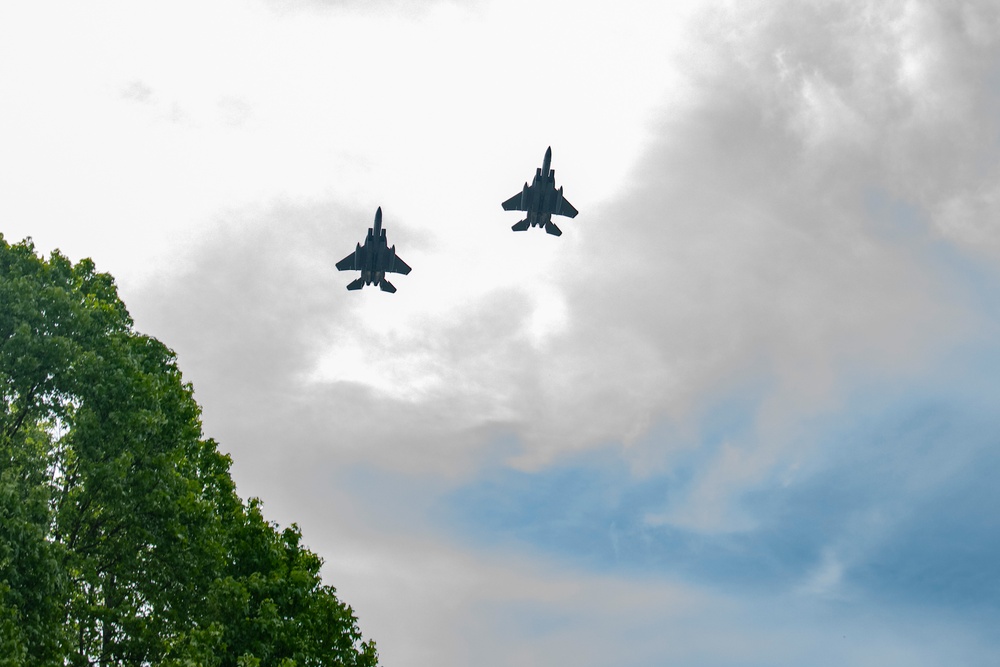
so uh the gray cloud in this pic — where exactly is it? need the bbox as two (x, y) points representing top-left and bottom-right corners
(127, 0), (1000, 503)
(128, 2), (1000, 663)
(485, 0), (999, 473)
(133, 201), (355, 471)
(134, 0), (1000, 495)
(132, 197), (533, 499)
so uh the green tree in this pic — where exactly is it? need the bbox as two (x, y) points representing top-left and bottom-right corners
(0, 236), (377, 666)
(0, 421), (68, 666)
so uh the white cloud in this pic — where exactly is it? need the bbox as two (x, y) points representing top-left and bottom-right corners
(0, 0), (695, 288)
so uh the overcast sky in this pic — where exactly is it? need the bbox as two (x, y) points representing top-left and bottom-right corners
(3, 0), (1000, 664)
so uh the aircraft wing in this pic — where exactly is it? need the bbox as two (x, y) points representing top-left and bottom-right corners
(558, 196), (579, 218)
(502, 185), (530, 211)
(335, 253), (355, 271)
(390, 254), (412, 275)
(336, 245), (368, 271)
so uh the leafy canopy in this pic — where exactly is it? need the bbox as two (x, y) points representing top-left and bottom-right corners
(0, 236), (378, 667)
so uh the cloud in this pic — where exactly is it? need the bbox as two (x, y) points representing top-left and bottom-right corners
(488, 0), (1000, 472)
(131, 0), (1000, 535)
(121, 79), (154, 104)
(126, 1), (1000, 664)
(132, 196), (546, 490)
(320, 514), (1000, 667)
(443, 344), (1000, 616)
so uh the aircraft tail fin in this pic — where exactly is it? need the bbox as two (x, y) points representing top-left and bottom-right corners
(511, 219), (530, 232)
(544, 221), (562, 236)
(379, 279), (397, 293)
(346, 277), (365, 290)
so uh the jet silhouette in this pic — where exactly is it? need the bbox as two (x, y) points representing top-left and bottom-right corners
(501, 146), (578, 236)
(336, 207), (411, 293)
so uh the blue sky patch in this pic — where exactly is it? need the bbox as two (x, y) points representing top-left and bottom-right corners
(443, 346), (1000, 613)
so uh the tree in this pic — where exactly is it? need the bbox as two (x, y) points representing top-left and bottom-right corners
(0, 420), (67, 666)
(0, 236), (378, 666)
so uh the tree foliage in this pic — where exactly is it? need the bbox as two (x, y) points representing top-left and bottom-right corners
(0, 236), (378, 666)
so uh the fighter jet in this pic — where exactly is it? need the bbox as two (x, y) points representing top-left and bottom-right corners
(501, 146), (578, 236)
(336, 207), (411, 293)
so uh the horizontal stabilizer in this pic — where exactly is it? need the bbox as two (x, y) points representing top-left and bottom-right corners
(346, 277), (365, 290)
(379, 279), (397, 293)
(511, 219), (530, 232)
(544, 222), (562, 236)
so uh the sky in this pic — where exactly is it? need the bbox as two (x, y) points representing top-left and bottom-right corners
(2, 0), (1000, 664)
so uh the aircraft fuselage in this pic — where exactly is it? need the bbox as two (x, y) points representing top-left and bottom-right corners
(336, 207), (412, 292)
(502, 147), (577, 236)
